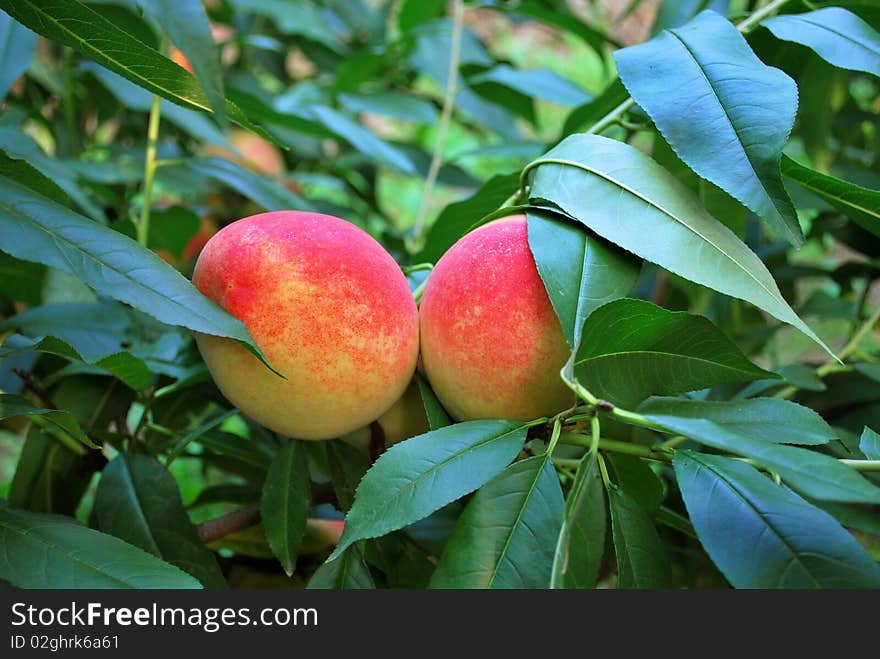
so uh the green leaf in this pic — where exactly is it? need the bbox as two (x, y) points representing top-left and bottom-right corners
(399, 0), (444, 32)
(797, 56), (843, 172)
(366, 532), (435, 588)
(814, 500), (880, 537)
(526, 134), (830, 356)
(0, 0), (266, 135)
(325, 439), (370, 514)
(608, 485), (671, 588)
(735, 363), (827, 399)
(638, 397), (836, 446)
(781, 155), (880, 237)
(674, 451), (880, 588)
(763, 7), (880, 77)
(0, 393), (97, 449)
(416, 374), (452, 431)
(574, 299), (774, 408)
(431, 455), (564, 588)
(639, 410), (880, 503)
(561, 78), (629, 136)
(261, 440), (310, 577)
(94, 453), (225, 588)
(607, 454), (664, 512)
(552, 452), (606, 589)
(140, 0), (226, 125)
(0, 300), (189, 387)
(0, 334), (152, 391)
(860, 427), (880, 459)
(651, 0), (729, 35)
(0, 9), (36, 100)
(0, 126), (103, 220)
(8, 427), (96, 514)
(304, 105), (416, 174)
(417, 172), (520, 264)
(338, 91), (438, 123)
(0, 505), (202, 588)
(856, 363), (880, 384)
(469, 65), (591, 106)
(83, 63), (229, 147)
(615, 10), (802, 245)
(0, 252), (44, 305)
(330, 420), (530, 559)
(149, 206), (200, 259)
(0, 301), (135, 360)
(182, 157), (314, 212)
(230, 0), (346, 51)
(0, 149), (67, 205)
(511, 1), (620, 57)
(308, 545), (375, 589)
(0, 176), (269, 368)
(527, 210), (640, 349)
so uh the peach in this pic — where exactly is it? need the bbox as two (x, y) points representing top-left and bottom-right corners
(419, 215), (573, 421)
(182, 216), (219, 262)
(193, 211), (419, 440)
(204, 129), (285, 176)
(341, 378), (430, 451)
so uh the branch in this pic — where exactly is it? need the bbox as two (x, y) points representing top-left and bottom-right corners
(197, 504), (261, 544)
(411, 0), (464, 245)
(13, 368), (56, 409)
(197, 483), (339, 544)
(775, 302), (879, 399)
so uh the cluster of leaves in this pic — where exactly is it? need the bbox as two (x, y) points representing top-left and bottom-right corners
(0, 0), (879, 589)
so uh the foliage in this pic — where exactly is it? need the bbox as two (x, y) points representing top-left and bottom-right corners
(0, 0), (878, 590)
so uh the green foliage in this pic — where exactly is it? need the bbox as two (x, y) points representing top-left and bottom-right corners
(527, 211), (640, 348)
(525, 134), (831, 355)
(551, 453), (606, 589)
(94, 453), (225, 587)
(331, 420), (530, 559)
(0, 504), (202, 588)
(431, 454), (564, 588)
(762, 7), (880, 77)
(675, 451), (880, 588)
(0, 0), (878, 590)
(616, 10), (802, 245)
(261, 440), (310, 576)
(608, 484), (672, 588)
(575, 299), (775, 407)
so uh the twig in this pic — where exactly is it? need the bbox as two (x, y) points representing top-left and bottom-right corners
(411, 0), (464, 245)
(13, 369), (57, 409)
(197, 504), (261, 544)
(137, 33), (167, 247)
(775, 303), (879, 399)
(369, 420), (386, 464)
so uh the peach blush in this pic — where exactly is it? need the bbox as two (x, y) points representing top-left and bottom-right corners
(193, 210), (419, 440)
(419, 214), (573, 421)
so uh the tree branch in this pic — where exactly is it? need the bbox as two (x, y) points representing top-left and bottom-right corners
(410, 0), (464, 246)
(197, 504), (261, 544)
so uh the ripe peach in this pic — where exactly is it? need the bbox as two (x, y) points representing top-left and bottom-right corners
(182, 216), (219, 262)
(301, 519), (345, 554)
(341, 378), (430, 451)
(204, 129), (285, 176)
(419, 215), (573, 421)
(193, 211), (419, 440)
(154, 216), (218, 267)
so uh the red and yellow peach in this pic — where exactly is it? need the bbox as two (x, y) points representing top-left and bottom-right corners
(193, 210), (419, 439)
(419, 214), (573, 421)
